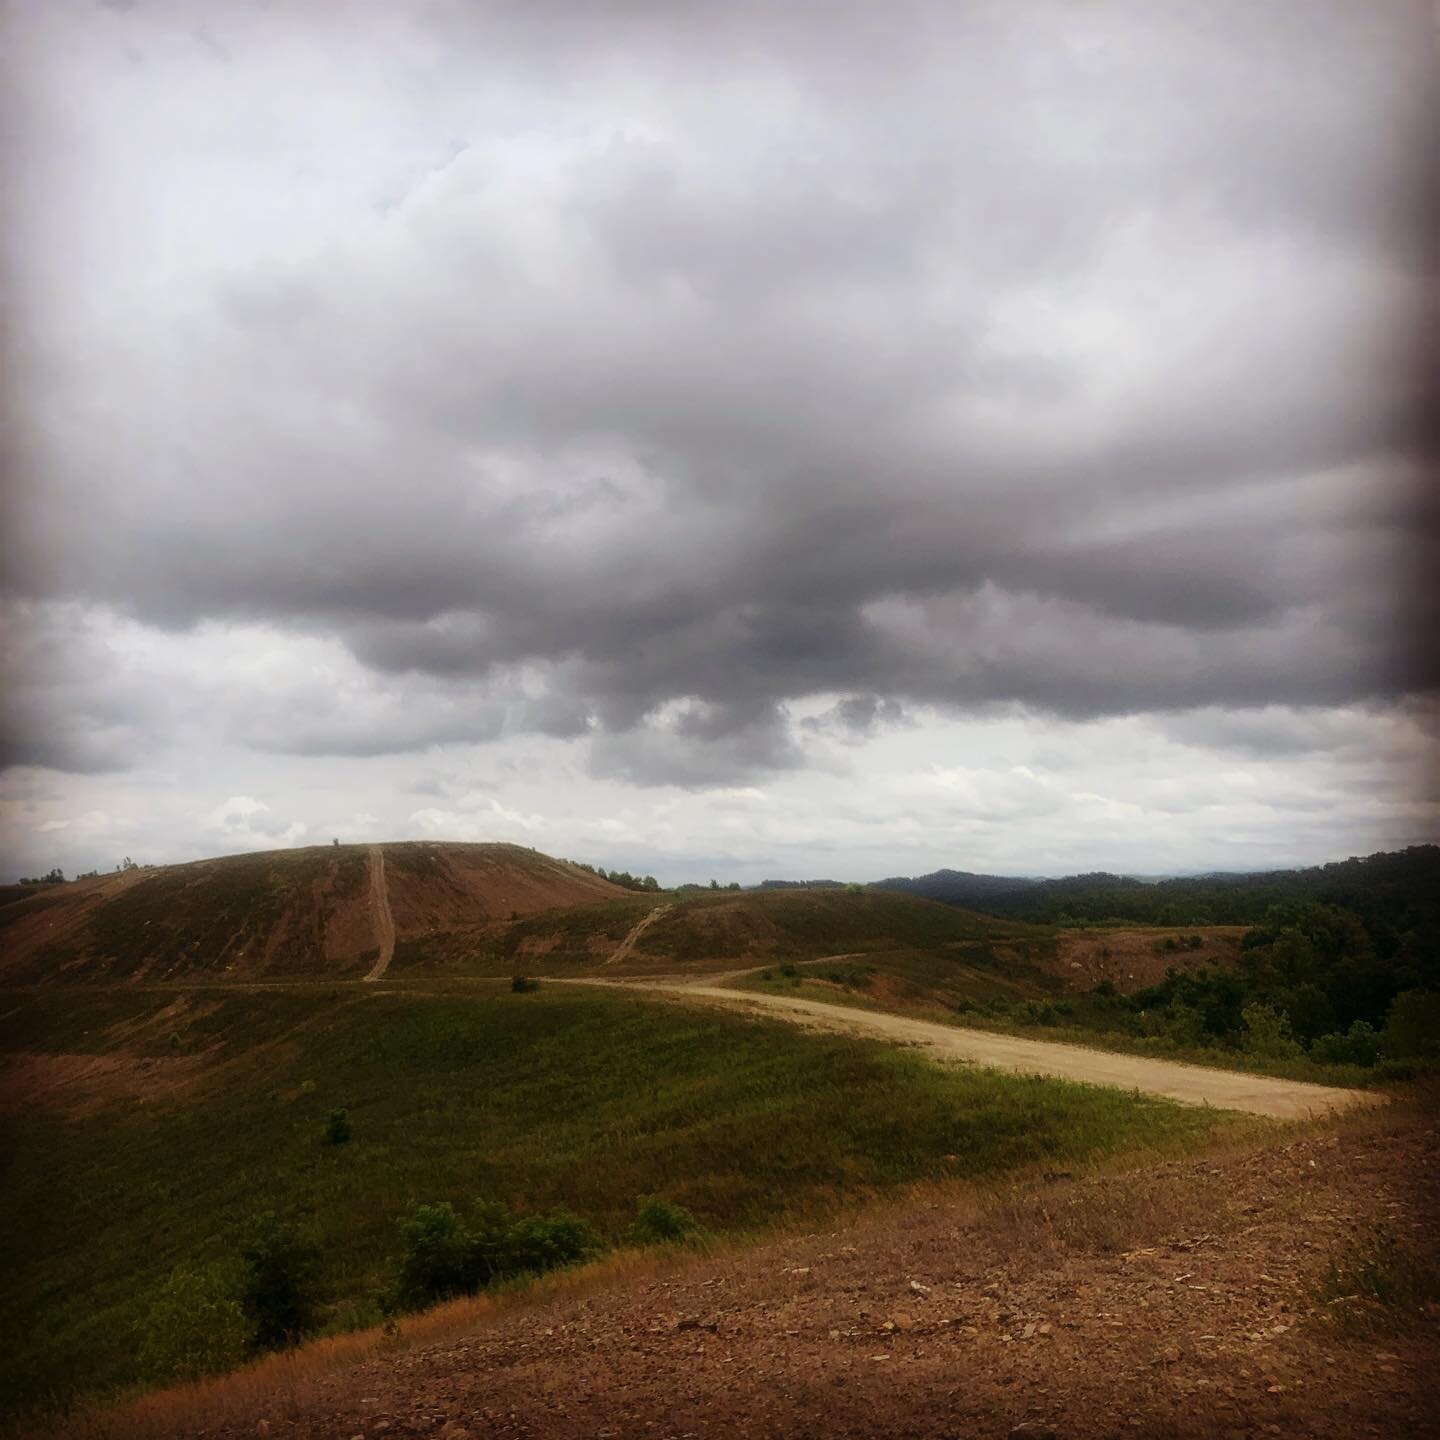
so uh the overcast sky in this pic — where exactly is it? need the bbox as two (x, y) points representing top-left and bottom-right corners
(2, 0), (1437, 885)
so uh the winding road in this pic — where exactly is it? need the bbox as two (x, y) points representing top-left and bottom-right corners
(362, 845), (397, 982)
(579, 976), (1374, 1120)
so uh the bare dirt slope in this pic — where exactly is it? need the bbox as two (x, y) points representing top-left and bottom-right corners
(583, 981), (1370, 1119)
(604, 904), (671, 965)
(0, 843), (628, 985)
(362, 846), (397, 982)
(1052, 926), (1248, 992)
(191, 1094), (1438, 1440)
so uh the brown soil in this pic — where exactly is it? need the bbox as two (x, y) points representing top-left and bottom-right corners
(375, 844), (626, 937)
(174, 1096), (1438, 1440)
(0, 844), (627, 985)
(1052, 928), (1248, 993)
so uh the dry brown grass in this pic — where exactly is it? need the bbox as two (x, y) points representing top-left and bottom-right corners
(25, 1250), (687, 1440)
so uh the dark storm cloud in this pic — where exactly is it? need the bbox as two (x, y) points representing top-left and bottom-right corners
(3, 0), (1436, 781)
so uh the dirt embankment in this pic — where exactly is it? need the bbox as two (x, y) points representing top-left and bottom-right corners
(1052, 926), (1248, 992)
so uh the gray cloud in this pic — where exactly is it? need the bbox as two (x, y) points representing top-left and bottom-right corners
(2, 0), (1436, 790)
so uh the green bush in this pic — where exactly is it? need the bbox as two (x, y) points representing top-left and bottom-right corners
(510, 975), (540, 993)
(393, 1199), (601, 1311)
(504, 1210), (599, 1276)
(323, 1108), (352, 1145)
(136, 1265), (250, 1382)
(393, 1202), (474, 1310)
(1164, 1000), (1207, 1048)
(630, 1195), (704, 1246)
(1382, 990), (1440, 1060)
(237, 1214), (321, 1350)
(1310, 1020), (1382, 1067)
(1241, 1002), (1302, 1059)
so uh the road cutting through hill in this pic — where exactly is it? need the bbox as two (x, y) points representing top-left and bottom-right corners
(579, 977), (1375, 1120)
(362, 845), (396, 982)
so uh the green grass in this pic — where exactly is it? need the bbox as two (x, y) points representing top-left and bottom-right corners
(635, 889), (1045, 965)
(389, 887), (1048, 978)
(741, 957), (1381, 1088)
(1, 981), (1230, 1415)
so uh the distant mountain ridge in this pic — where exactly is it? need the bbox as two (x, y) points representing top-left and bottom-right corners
(871, 846), (1440, 931)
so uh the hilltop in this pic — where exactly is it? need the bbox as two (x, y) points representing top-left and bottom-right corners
(0, 842), (627, 985)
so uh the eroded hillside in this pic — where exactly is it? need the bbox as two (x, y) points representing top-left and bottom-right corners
(0, 843), (628, 984)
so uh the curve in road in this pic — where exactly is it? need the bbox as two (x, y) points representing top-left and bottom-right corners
(585, 979), (1374, 1120)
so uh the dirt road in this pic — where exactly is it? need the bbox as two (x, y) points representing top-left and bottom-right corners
(362, 845), (396, 982)
(604, 904), (670, 966)
(590, 979), (1372, 1119)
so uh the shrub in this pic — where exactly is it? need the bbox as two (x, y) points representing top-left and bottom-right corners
(1382, 990), (1440, 1060)
(393, 1199), (601, 1311)
(630, 1195), (704, 1246)
(503, 1210), (599, 1277)
(393, 1202), (475, 1310)
(1310, 1020), (1382, 1067)
(1163, 1000), (1207, 1048)
(237, 1214), (321, 1350)
(1020, 1000), (1059, 1027)
(779, 963), (799, 979)
(1241, 1002), (1301, 1059)
(511, 975), (540, 993)
(323, 1108), (353, 1145)
(136, 1265), (250, 1382)
(1092, 978), (1117, 998)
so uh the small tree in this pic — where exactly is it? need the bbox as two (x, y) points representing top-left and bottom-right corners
(324, 1108), (352, 1145)
(394, 1202), (476, 1309)
(237, 1215), (321, 1350)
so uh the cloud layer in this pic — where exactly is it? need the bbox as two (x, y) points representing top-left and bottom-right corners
(2, 0), (1436, 874)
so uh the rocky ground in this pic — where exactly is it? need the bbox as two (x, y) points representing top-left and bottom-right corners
(190, 1095), (1440, 1440)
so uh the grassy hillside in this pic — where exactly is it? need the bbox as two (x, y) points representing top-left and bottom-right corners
(393, 886), (1053, 977)
(0, 981), (1230, 1415)
(0, 843), (626, 985)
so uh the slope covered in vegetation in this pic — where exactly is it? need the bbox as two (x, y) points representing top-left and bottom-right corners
(0, 982), (1226, 1415)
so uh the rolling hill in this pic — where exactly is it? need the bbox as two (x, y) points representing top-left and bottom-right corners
(0, 842), (628, 985)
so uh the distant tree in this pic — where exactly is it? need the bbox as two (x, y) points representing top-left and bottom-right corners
(709, 879), (719, 890)
(333, 837), (339, 847)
